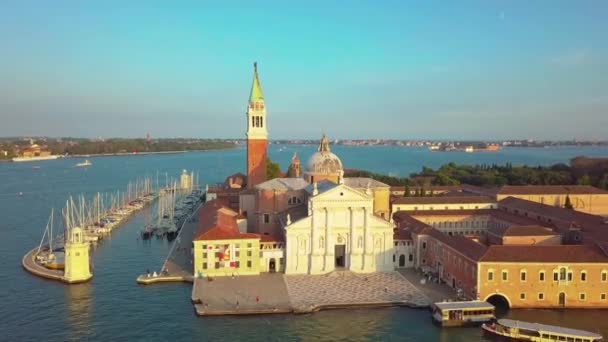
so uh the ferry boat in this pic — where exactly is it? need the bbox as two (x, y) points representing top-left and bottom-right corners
(431, 300), (495, 327)
(482, 319), (603, 341)
(12, 155), (59, 162)
(75, 159), (92, 167)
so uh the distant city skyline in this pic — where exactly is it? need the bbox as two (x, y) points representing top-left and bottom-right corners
(1, 1), (607, 140)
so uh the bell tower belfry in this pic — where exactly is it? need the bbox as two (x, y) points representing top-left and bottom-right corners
(246, 62), (268, 188)
(64, 226), (92, 283)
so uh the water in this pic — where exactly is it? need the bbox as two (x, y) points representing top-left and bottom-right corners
(2, 145), (608, 341)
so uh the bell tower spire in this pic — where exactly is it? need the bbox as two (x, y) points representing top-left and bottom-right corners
(246, 62), (268, 188)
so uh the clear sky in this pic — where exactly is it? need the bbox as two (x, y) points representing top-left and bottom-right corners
(1, 1), (607, 140)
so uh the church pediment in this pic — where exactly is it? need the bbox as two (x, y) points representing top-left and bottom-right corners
(311, 184), (372, 203)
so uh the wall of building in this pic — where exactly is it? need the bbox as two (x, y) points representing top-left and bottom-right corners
(410, 214), (493, 236)
(393, 202), (496, 213)
(423, 238), (478, 299)
(193, 238), (261, 277)
(247, 139), (267, 189)
(260, 242), (285, 273)
(478, 262), (608, 308)
(497, 193), (608, 216)
(393, 239), (415, 268)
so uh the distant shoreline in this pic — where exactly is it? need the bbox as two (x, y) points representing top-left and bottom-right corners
(66, 147), (236, 158)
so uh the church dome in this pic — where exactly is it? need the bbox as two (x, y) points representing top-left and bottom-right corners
(306, 135), (343, 174)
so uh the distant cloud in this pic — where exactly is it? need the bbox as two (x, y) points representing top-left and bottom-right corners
(551, 49), (591, 67)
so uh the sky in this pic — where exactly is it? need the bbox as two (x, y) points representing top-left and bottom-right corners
(1, 1), (607, 140)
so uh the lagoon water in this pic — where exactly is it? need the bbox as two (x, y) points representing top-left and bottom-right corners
(2, 145), (608, 341)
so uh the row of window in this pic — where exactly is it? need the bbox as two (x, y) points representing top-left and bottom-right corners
(520, 292), (607, 301)
(411, 206), (484, 211)
(202, 260), (253, 270)
(202, 251), (254, 259)
(201, 243), (254, 250)
(488, 269), (608, 282)
(287, 196), (302, 205)
(251, 115), (264, 128)
(432, 220), (489, 229)
(394, 241), (412, 246)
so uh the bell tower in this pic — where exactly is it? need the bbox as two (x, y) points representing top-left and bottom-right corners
(246, 62), (268, 188)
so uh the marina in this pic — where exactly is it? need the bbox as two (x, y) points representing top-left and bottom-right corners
(7, 147), (608, 341)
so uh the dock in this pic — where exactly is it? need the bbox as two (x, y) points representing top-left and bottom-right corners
(22, 247), (91, 284)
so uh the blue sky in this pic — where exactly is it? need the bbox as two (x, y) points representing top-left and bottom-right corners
(1, 1), (607, 140)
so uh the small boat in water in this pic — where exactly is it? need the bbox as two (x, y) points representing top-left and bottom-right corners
(482, 319), (603, 341)
(431, 300), (495, 327)
(75, 159), (92, 167)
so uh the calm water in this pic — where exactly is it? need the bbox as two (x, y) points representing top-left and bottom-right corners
(2, 145), (608, 341)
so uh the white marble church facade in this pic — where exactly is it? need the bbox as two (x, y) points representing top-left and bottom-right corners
(284, 182), (394, 275)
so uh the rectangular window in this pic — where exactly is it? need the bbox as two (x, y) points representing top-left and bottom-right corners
(488, 271), (494, 281)
(502, 271), (508, 281)
(602, 272), (608, 282)
(538, 293), (544, 300)
(235, 251), (240, 257)
(247, 261), (252, 268)
(202, 252), (207, 259)
(581, 272), (587, 282)
(553, 272), (558, 282)
(580, 293), (586, 301)
(247, 243), (252, 248)
(539, 271), (545, 281)
(568, 272), (573, 281)
(422, 242), (427, 250)
(520, 293), (526, 300)
(235, 261), (240, 268)
(203, 262), (207, 270)
(215, 262), (220, 269)
(247, 251), (252, 257)
(263, 213), (270, 223)
(601, 293), (606, 301)
(520, 271), (526, 282)
(202, 244), (207, 250)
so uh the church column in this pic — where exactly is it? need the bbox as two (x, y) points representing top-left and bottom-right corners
(362, 206), (373, 272)
(324, 207), (333, 272)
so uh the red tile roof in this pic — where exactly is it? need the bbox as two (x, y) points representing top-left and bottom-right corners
(498, 185), (608, 195)
(480, 244), (608, 263)
(193, 199), (261, 241)
(392, 196), (495, 205)
(427, 228), (488, 261)
(488, 225), (558, 237)
(394, 227), (412, 240)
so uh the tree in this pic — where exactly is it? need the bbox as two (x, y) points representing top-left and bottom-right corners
(564, 194), (574, 210)
(266, 157), (281, 180)
(577, 174), (591, 186)
(404, 184), (410, 197)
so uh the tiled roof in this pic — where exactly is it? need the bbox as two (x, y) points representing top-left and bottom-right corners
(480, 244), (608, 263)
(498, 185), (608, 195)
(194, 199), (261, 241)
(394, 227), (412, 240)
(255, 177), (309, 191)
(427, 229), (488, 261)
(392, 196), (495, 205)
(401, 209), (493, 216)
(488, 225), (557, 237)
(343, 177), (390, 189)
(392, 211), (432, 233)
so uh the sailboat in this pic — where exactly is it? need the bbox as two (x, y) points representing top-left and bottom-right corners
(35, 209), (65, 269)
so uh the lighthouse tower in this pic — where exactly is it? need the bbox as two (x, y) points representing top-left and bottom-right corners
(64, 227), (92, 283)
(246, 62), (268, 188)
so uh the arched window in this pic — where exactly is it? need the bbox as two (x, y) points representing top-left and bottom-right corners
(260, 117), (263, 127)
(560, 267), (567, 281)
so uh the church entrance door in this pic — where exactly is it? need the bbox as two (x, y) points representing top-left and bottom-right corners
(335, 245), (346, 268)
(269, 259), (276, 273)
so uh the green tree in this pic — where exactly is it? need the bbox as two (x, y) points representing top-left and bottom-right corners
(266, 157), (281, 180)
(577, 174), (591, 185)
(564, 194), (574, 210)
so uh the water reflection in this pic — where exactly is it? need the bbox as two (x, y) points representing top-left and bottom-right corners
(64, 283), (94, 340)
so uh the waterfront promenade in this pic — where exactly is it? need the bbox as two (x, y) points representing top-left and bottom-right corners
(137, 204), (199, 284)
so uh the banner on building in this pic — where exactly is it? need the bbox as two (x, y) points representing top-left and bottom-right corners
(219, 244), (236, 267)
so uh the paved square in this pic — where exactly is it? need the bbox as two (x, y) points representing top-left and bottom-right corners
(284, 271), (431, 312)
(192, 273), (292, 315)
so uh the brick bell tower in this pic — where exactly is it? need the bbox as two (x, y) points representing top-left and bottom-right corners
(246, 62), (268, 188)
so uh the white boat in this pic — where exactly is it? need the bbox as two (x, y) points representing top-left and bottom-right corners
(75, 159), (92, 167)
(432, 300), (495, 327)
(12, 155), (59, 162)
(482, 319), (603, 341)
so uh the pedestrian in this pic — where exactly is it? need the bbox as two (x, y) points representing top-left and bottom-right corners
(256, 296), (260, 304)
(236, 300), (240, 309)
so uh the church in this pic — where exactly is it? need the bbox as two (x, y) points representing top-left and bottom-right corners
(201, 63), (396, 276)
